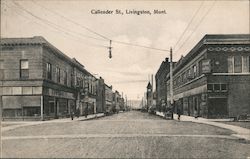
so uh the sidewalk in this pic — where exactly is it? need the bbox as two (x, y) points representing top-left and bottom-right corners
(1, 113), (105, 132)
(172, 114), (250, 141)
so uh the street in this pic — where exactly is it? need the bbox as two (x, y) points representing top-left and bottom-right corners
(1, 111), (250, 158)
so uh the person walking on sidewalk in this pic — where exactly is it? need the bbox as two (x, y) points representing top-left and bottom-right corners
(194, 108), (198, 119)
(177, 107), (181, 121)
(70, 110), (74, 120)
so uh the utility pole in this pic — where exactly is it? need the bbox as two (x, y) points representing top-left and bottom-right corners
(170, 47), (174, 119)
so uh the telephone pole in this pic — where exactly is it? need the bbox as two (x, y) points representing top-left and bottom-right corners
(170, 47), (174, 119)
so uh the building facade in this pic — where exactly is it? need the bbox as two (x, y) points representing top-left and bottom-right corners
(165, 34), (250, 118)
(155, 58), (170, 112)
(1, 37), (78, 120)
(104, 84), (113, 114)
(0, 36), (126, 120)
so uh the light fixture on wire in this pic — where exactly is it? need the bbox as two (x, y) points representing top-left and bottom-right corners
(108, 40), (112, 59)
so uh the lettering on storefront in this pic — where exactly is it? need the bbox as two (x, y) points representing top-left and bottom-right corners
(46, 88), (74, 99)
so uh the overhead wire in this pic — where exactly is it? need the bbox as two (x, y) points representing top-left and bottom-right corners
(31, 0), (170, 53)
(173, 1), (205, 50)
(31, 0), (109, 41)
(11, 1), (108, 48)
(12, 1), (177, 53)
(174, 0), (216, 54)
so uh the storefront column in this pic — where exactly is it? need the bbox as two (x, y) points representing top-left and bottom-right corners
(41, 96), (43, 121)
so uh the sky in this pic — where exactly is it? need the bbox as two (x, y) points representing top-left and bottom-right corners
(1, 0), (249, 101)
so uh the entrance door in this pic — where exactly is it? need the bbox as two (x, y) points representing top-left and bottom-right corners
(208, 98), (228, 118)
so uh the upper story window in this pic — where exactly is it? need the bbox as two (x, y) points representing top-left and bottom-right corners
(0, 60), (4, 80)
(64, 70), (67, 85)
(20, 60), (29, 79)
(46, 63), (52, 80)
(193, 65), (197, 77)
(228, 55), (249, 73)
(234, 55), (242, 73)
(56, 67), (60, 83)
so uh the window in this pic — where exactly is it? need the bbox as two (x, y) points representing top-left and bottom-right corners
(214, 84), (220, 92)
(56, 67), (60, 83)
(193, 65), (197, 77)
(242, 56), (249, 73)
(71, 72), (74, 87)
(221, 84), (227, 92)
(228, 56), (234, 73)
(46, 63), (52, 80)
(20, 60), (29, 79)
(207, 84), (213, 92)
(64, 71), (67, 85)
(0, 60), (4, 80)
(228, 56), (249, 73)
(249, 56), (250, 72)
(234, 56), (242, 73)
(198, 60), (202, 76)
(0, 60), (3, 69)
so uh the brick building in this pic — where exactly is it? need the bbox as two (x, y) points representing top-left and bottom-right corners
(165, 34), (250, 118)
(104, 84), (113, 114)
(0, 36), (115, 120)
(155, 58), (170, 112)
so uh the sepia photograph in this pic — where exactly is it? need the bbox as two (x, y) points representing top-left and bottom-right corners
(0, 0), (250, 158)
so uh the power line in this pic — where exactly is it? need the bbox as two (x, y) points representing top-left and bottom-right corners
(173, 1), (205, 50)
(31, 0), (170, 53)
(31, 0), (110, 41)
(13, 1), (171, 53)
(113, 40), (170, 52)
(174, 0), (216, 54)
(7, 2), (108, 48)
(12, 1), (107, 43)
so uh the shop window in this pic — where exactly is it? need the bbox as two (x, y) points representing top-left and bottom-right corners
(23, 107), (40, 116)
(221, 84), (227, 92)
(214, 84), (220, 92)
(46, 63), (52, 80)
(207, 84), (213, 92)
(50, 103), (55, 113)
(234, 56), (242, 73)
(20, 60), (29, 79)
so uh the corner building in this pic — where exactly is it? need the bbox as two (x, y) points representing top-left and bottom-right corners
(0, 36), (99, 120)
(166, 34), (250, 118)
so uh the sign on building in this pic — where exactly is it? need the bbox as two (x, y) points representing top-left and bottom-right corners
(202, 59), (211, 74)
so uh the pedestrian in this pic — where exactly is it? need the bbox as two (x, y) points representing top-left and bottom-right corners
(177, 107), (181, 121)
(70, 110), (74, 120)
(194, 109), (198, 119)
